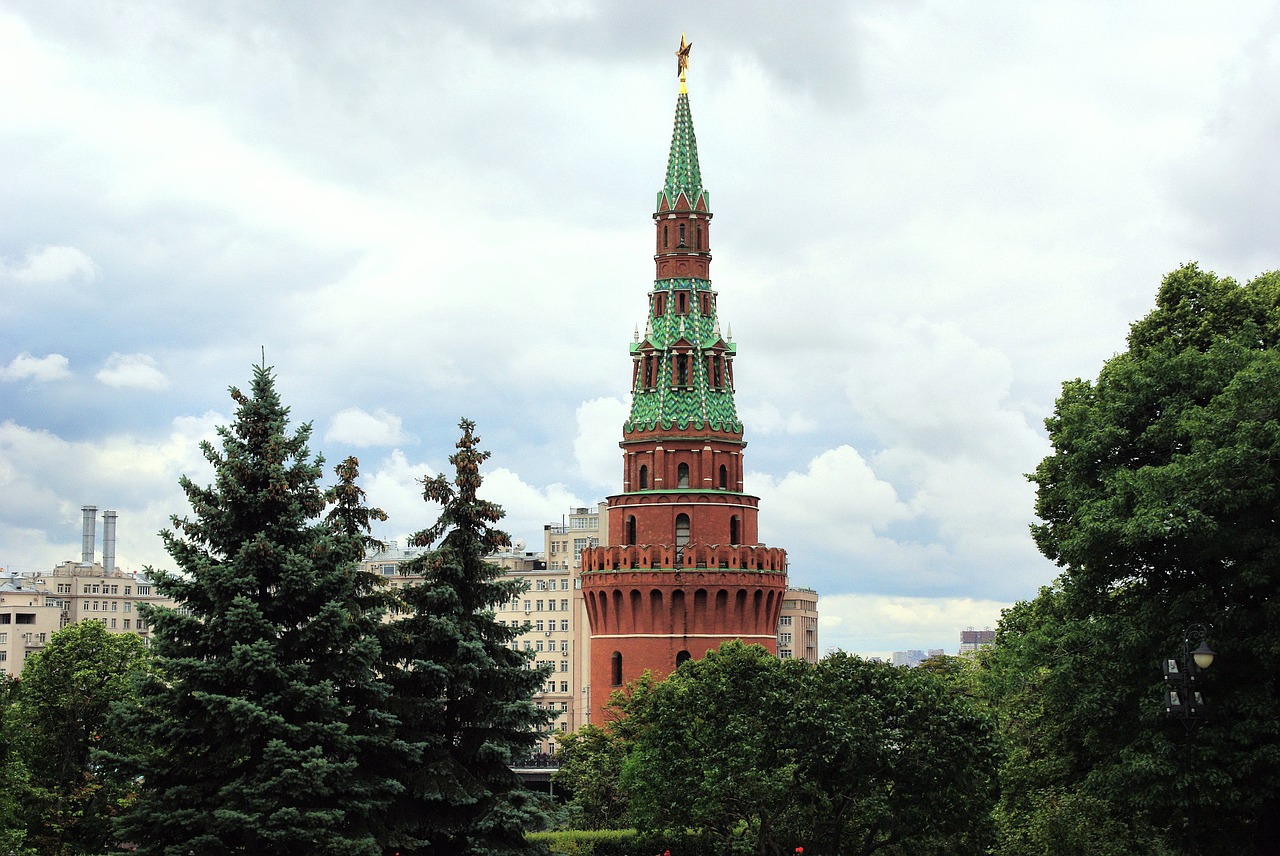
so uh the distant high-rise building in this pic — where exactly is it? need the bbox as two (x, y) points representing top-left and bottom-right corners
(959, 628), (996, 657)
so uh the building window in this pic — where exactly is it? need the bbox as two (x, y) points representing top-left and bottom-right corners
(535, 621), (544, 632)
(524, 600), (531, 612)
(638, 465), (649, 489)
(536, 600), (544, 611)
(536, 580), (547, 591)
(560, 620), (569, 631)
(561, 599), (569, 611)
(677, 463), (690, 488)
(123, 620), (130, 629)
(730, 515), (741, 546)
(779, 616), (793, 626)
(675, 514), (690, 560)
(780, 633), (793, 645)
(560, 640), (569, 653)
(137, 586), (151, 596)
(779, 649), (793, 660)
(547, 600), (556, 612)
(626, 515), (637, 546)
(0, 633), (6, 643)
(536, 641), (544, 652)
(696, 225), (703, 250)
(676, 650), (691, 667)
(560, 681), (569, 693)
(611, 651), (623, 686)
(719, 464), (728, 490)
(561, 579), (570, 591)
(560, 660), (569, 672)
(678, 222), (686, 247)
(663, 224), (669, 249)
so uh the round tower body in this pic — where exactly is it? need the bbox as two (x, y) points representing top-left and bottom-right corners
(581, 65), (787, 724)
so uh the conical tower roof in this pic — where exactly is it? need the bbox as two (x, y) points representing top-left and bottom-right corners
(657, 89), (709, 212)
(627, 69), (739, 435)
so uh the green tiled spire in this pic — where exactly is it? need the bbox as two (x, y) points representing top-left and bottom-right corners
(657, 91), (709, 211)
(625, 279), (741, 434)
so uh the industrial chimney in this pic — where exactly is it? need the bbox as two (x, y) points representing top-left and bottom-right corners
(80, 505), (98, 566)
(102, 510), (118, 574)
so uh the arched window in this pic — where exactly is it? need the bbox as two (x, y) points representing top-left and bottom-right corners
(695, 225), (703, 250)
(677, 463), (690, 488)
(678, 222), (687, 247)
(677, 291), (688, 314)
(730, 515), (741, 546)
(676, 650), (691, 668)
(639, 465), (649, 489)
(611, 651), (623, 686)
(626, 515), (637, 546)
(663, 224), (669, 249)
(719, 464), (728, 489)
(676, 513), (691, 556)
(676, 354), (689, 386)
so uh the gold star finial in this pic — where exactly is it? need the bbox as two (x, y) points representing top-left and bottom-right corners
(676, 34), (692, 92)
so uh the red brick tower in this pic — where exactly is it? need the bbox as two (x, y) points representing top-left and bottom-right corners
(580, 46), (788, 723)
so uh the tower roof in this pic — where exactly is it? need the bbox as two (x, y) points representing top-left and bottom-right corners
(658, 89), (709, 212)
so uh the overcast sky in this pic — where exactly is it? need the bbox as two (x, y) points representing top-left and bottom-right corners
(2, 2), (1276, 657)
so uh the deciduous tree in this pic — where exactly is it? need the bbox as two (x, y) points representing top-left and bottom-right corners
(5, 621), (148, 855)
(993, 263), (1280, 853)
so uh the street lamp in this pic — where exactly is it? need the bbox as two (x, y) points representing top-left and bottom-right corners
(1162, 624), (1216, 732)
(1161, 623), (1217, 854)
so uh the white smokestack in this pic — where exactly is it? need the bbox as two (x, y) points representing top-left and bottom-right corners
(103, 510), (118, 574)
(81, 505), (98, 565)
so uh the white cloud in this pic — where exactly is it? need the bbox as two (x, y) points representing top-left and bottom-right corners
(0, 412), (222, 573)
(573, 397), (628, 489)
(0, 245), (94, 285)
(324, 407), (411, 447)
(0, 352), (70, 382)
(816, 592), (1012, 660)
(95, 353), (169, 391)
(738, 401), (817, 435)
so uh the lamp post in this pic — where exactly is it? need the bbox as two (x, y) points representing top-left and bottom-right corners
(1161, 624), (1216, 854)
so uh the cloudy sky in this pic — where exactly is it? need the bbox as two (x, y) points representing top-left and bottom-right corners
(2, 2), (1276, 657)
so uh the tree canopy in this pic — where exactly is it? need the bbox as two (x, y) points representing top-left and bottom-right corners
(989, 263), (1280, 853)
(3, 621), (149, 855)
(588, 641), (995, 856)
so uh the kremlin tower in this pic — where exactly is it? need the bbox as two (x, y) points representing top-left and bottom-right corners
(579, 38), (788, 723)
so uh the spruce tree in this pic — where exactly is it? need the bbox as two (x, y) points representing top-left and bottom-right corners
(111, 365), (393, 855)
(379, 419), (553, 855)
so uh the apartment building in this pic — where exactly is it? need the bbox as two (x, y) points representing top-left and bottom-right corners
(777, 587), (819, 664)
(0, 506), (172, 676)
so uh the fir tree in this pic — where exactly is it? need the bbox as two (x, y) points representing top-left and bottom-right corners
(379, 419), (553, 855)
(111, 365), (393, 855)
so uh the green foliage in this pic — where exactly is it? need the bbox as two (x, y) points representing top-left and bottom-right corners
(615, 641), (996, 856)
(552, 725), (628, 829)
(377, 419), (554, 855)
(2, 621), (148, 855)
(528, 828), (715, 856)
(991, 263), (1280, 853)
(108, 365), (393, 855)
